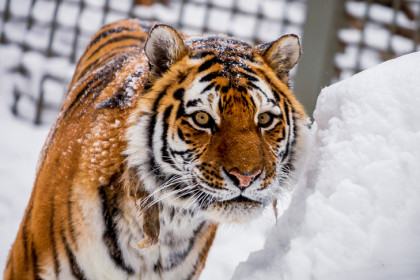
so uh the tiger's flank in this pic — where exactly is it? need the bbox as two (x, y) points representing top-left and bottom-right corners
(4, 19), (308, 279)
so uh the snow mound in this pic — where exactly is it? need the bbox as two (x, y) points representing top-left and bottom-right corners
(233, 52), (420, 280)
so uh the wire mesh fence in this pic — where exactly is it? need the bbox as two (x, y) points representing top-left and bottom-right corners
(0, 0), (306, 124)
(336, 0), (420, 80)
(0, 0), (419, 124)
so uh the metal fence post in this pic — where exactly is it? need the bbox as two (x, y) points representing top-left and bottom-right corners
(293, 0), (346, 116)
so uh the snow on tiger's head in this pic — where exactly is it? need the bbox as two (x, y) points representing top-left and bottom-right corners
(126, 24), (309, 223)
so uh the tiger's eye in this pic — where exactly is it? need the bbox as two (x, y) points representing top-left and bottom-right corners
(258, 113), (272, 126)
(195, 112), (210, 126)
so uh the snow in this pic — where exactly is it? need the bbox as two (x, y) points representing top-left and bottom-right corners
(233, 52), (420, 280)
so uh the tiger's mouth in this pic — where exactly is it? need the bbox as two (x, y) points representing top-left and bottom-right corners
(224, 195), (261, 204)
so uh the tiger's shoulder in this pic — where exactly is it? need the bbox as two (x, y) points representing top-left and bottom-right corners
(42, 19), (154, 186)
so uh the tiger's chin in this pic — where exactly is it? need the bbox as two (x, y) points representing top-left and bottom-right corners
(161, 190), (268, 223)
(203, 201), (265, 224)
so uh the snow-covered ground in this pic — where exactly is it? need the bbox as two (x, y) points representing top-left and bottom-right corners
(233, 52), (420, 280)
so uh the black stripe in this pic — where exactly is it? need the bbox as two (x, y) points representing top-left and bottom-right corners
(87, 35), (145, 60)
(283, 105), (297, 173)
(176, 102), (185, 119)
(161, 105), (180, 170)
(224, 52), (255, 62)
(163, 222), (205, 271)
(169, 207), (175, 221)
(147, 113), (160, 177)
(96, 68), (145, 109)
(240, 95), (249, 107)
(64, 55), (127, 120)
(148, 89), (170, 177)
(178, 72), (188, 84)
(281, 102), (291, 164)
(186, 99), (202, 107)
(254, 69), (288, 102)
(173, 88), (184, 100)
(180, 224), (215, 280)
(237, 85), (247, 94)
(218, 98), (223, 114)
(50, 197), (60, 277)
(201, 83), (214, 94)
(99, 185), (135, 275)
(198, 57), (221, 73)
(30, 240), (42, 280)
(249, 94), (256, 109)
(177, 128), (186, 142)
(153, 260), (162, 274)
(190, 51), (214, 59)
(170, 148), (195, 156)
(237, 71), (259, 82)
(200, 71), (223, 83)
(87, 27), (136, 50)
(22, 201), (33, 267)
(61, 229), (87, 280)
(266, 120), (284, 134)
(221, 85), (230, 93)
(79, 44), (139, 80)
(248, 82), (269, 100)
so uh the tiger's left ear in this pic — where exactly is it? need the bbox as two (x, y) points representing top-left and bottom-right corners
(145, 24), (187, 78)
(256, 34), (301, 84)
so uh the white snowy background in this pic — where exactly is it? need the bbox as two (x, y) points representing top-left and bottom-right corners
(1, 0), (420, 279)
(233, 52), (420, 280)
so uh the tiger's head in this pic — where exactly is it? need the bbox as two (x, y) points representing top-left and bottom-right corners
(127, 25), (308, 223)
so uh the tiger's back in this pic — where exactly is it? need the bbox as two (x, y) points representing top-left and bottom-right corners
(4, 19), (171, 279)
(5, 18), (308, 279)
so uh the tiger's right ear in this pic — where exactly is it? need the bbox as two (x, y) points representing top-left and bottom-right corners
(145, 24), (187, 78)
(256, 34), (301, 84)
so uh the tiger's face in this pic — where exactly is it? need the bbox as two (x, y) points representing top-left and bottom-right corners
(127, 25), (307, 223)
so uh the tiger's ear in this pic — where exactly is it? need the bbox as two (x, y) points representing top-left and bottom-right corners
(145, 24), (187, 78)
(256, 34), (301, 84)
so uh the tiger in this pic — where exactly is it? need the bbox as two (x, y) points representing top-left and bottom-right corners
(4, 18), (308, 279)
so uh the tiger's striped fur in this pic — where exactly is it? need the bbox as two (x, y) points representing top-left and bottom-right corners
(4, 19), (308, 279)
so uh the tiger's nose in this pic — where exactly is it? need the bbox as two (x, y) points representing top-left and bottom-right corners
(227, 169), (262, 189)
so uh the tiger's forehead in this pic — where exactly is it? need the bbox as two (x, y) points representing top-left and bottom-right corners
(183, 66), (280, 122)
(172, 35), (282, 119)
(184, 35), (255, 59)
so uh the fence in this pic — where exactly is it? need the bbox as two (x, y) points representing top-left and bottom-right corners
(0, 0), (419, 123)
(294, 0), (420, 113)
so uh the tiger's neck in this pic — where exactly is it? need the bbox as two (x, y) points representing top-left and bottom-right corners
(114, 187), (217, 279)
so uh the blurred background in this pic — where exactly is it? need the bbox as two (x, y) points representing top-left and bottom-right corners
(0, 0), (419, 279)
(1, 0), (420, 123)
